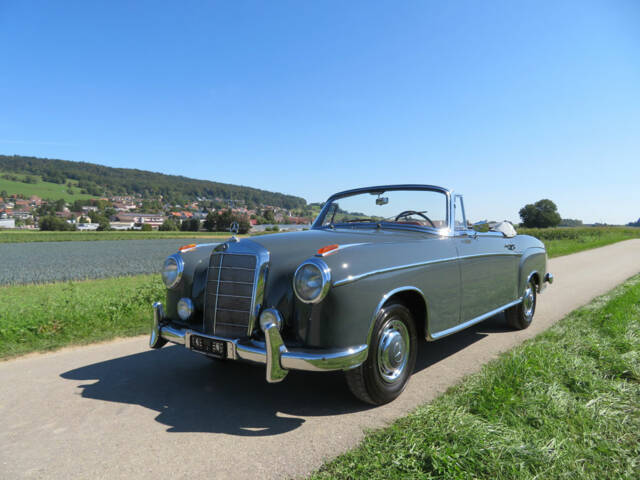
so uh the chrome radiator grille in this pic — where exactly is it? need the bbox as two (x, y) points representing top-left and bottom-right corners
(204, 251), (258, 338)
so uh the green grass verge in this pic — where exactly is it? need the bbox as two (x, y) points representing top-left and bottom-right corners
(312, 275), (640, 479)
(0, 171), (94, 202)
(519, 226), (640, 258)
(0, 230), (246, 243)
(0, 274), (165, 359)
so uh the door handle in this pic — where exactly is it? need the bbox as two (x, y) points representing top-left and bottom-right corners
(505, 243), (516, 251)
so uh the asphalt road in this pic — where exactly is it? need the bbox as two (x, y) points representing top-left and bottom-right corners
(2, 239), (640, 479)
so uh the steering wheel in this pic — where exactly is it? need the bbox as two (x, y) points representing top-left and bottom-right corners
(394, 210), (436, 228)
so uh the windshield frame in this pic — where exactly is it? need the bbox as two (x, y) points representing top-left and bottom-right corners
(312, 184), (452, 235)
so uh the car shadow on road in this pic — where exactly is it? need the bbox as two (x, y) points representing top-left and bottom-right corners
(61, 313), (511, 437)
(414, 312), (511, 372)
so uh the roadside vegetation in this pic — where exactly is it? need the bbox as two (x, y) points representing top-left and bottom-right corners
(312, 275), (640, 479)
(0, 274), (164, 359)
(519, 226), (640, 257)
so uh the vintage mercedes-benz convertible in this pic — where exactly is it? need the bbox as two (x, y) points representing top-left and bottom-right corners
(150, 185), (553, 404)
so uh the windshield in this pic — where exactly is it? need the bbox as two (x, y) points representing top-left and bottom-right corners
(315, 188), (448, 231)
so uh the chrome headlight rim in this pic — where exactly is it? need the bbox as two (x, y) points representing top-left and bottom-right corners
(293, 257), (331, 304)
(162, 253), (184, 289)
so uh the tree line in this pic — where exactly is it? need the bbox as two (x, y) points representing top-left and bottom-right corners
(158, 210), (251, 234)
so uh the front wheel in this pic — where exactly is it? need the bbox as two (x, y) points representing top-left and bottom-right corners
(345, 303), (417, 405)
(506, 279), (537, 330)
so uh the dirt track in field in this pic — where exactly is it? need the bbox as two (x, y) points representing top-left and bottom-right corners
(1, 239), (639, 479)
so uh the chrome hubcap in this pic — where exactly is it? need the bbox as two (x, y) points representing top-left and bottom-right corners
(377, 319), (410, 383)
(523, 285), (535, 320)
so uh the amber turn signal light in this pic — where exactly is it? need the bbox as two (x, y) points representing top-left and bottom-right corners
(179, 243), (197, 252)
(317, 244), (339, 255)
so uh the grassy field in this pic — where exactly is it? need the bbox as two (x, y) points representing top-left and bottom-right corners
(0, 171), (94, 202)
(312, 275), (640, 480)
(0, 238), (225, 285)
(0, 230), (246, 243)
(0, 274), (164, 359)
(519, 226), (640, 258)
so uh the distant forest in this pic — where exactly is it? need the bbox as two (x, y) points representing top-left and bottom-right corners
(0, 155), (306, 209)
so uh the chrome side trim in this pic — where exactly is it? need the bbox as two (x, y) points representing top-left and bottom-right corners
(428, 298), (522, 340)
(334, 257), (458, 287)
(333, 252), (521, 287)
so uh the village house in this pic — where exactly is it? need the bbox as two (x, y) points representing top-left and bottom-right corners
(109, 221), (135, 230)
(114, 212), (166, 229)
(110, 195), (137, 203)
(0, 218), (15, 228)
(69, 212), (92, 223)
(112, 201), (137, 212)
(12, 210), (33, 220)
(76, 223), (99, 231)
(169, 211), (194, 221)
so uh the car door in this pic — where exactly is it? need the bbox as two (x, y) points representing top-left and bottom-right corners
(452, 196), (519, 323)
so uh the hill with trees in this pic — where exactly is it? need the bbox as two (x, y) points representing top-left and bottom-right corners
(0, 155), (306, 209)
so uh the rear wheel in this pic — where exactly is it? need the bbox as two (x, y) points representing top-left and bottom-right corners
(506, 279), (536, 330)
(345, 303), (417, 405)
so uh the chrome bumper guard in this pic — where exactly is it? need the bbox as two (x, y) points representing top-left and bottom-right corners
(150, 302), (368, 383)
(544, 272), (554, 284)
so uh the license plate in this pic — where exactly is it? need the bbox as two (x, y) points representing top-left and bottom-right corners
(190, 335), (227, 358)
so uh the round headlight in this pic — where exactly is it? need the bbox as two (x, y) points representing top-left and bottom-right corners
(162, 254), (184, 289)
(177, 298), (193, 320)
(259, 308), (283, 331)
(293, 258), (331, 304)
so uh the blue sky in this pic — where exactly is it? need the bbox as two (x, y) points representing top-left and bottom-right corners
(1, 1), (638, 224)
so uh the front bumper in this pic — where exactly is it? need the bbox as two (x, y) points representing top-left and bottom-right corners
(149, 302), (368, 383)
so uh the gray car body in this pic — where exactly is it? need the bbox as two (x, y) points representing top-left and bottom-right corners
(164, 185), (548, 352)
